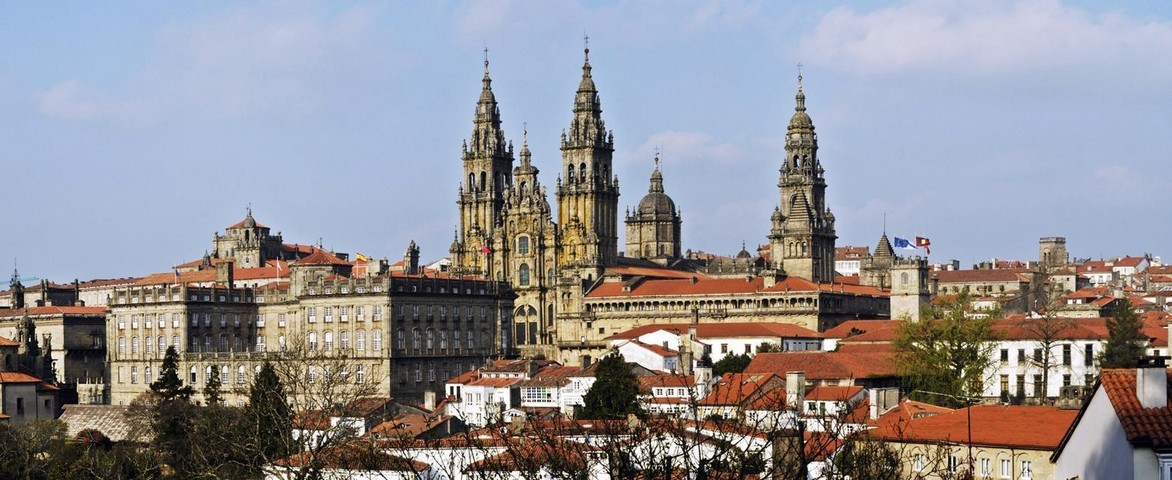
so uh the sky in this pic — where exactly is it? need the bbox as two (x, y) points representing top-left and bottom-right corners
(2, 0), (1171, 282)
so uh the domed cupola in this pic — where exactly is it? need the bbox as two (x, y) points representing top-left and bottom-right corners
(625, 153), (682, 262)
(635, 156), (677, 218)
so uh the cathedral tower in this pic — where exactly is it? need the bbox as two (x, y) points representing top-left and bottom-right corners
(625, 154), (682, 263)
(769, 73), (837, 282)
(454, 55), (516, 277)
(556, 45), (620, 279)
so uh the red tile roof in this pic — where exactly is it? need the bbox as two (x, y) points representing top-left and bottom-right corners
(0, 306), (107, 318)
(606, 266), (711, 280)
(933, 268), (1034, 284)
(871, 405), (1076, 450)
(745, 350), (897, 380)
(296, 248), (350, 266)
(0, 372), (46, 384)
(606, 322), (819, 342)
(467, 377), (522, 388)
(1098, 368), (1172, 448)
(805, 385), (863, 401)
(587, 275), (886, 299)
(135, 265), (287, 286)
(869, 398), (954, 427)
(697, 373), (783, 406)
(822, 319), (904, 342)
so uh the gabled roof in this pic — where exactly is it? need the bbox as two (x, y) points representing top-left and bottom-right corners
(697, 373), (782, 407)
(606, 322), (820, 342)
(821, 319), (903, 342)
(1099, 368), (1172, 448)
(805, 385), (864, 401)
(0, 372), (46, 384)
(295, 248), (350, 266)
(871, 405), (1076, 450)
(745, 350), (897, 380)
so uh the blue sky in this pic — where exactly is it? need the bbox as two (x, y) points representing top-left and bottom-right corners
(2, 0), (1170, 281)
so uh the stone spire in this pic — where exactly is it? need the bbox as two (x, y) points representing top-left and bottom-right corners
(564, 45), (610, 150)
(875, 232), (895, 259)
(469, 53), (506, 157)
(648, 153), (664, 194)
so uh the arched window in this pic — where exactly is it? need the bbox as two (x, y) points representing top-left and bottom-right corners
(567, 166), (575, 183)
(519, 263), (531, 286)
(901, 272), (909, 286)
(131, 336), (139, 354)
(158, 336), (166, 355)
(324, 331), (334, 350)
(579, 163), (586, 182)
(205, 366), (214, 384)
(372, 330), (382, 350)
(426, 330), (434, 349)
(469, 173), (475, 190)
(172, 335), (180, 351)
(440, 330), (447, 350)
(357, 330), (366, 350)
(308, 332), (318, 350)
(118, 337), (126, 355)
(413, 329), (421, 349)
(237, 365), (246, 384)
(189, 366), (198, 384)
(517, 236), (530, 255)
(340, 330), (350, 350)
(479, 171), (486, 191)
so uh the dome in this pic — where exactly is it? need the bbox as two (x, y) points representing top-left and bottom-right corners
(637, 191), (677, 216)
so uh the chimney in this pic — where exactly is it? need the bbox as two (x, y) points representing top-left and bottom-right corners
(216, 260), (235, 288)
(1137, 356), (1168, 409)
(423, 391), (436, 411)
(786, 371), (806, 409)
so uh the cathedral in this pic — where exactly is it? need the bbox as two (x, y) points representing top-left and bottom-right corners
(450, 48), (922, 362)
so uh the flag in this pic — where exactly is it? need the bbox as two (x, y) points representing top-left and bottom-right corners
(356, 252), (370, 262)
(480, 244), (492, 254)
(916, 236), (931, 254)
(893, 237), (916, 250)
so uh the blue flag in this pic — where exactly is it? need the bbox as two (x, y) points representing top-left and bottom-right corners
(893, 237), (916, 250)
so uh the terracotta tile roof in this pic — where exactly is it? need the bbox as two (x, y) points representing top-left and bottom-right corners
(745, 350), (897, 380)
(606, 266), (711, 280)
(466, 439), (599, 472)
(296, 248), (350, 266)
(135, 265), (288, 286)
(629, 341), (678, 357)
(606, 322), (820, 342)
(0, 337), (18, 347)
(587, 275), (886, 298)
(0, 372), (45, 384)
(933, 268), (1034, 283)
(467, 377), (523, 388)
(869, 398), (954, 427)
(993, 317), (1111, 341)
(281, 243), (315, 255)
(639, 373), (695, 390)
(822, 319), (904, 342)
(834, 246), (869, 260)
(697, 373), (783, 406)
(520, 365), (581, 387)
(227, 216), (268, 229)
(871, 405), (1076, 450)
(1098, 368), (1172, 448)
(0, 306), (107, 318)
(370, 414), (452, 440)
(445, 369), (480, 385)
(834, 275), (861, 285)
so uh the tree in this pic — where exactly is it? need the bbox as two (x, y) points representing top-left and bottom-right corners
(240, 361), (295, 474)
(756, 342), (783, 353)
(834, 437), (901, 480)
(1017, 308), (1076, 404)
(203, 364), (223, 406)
(1099, 300), (1146, 369)
(149, 346), (193, 401)
(713, 353), (752, 376)
(895, 294), (1001, 406)
(581, 353), (644, 420)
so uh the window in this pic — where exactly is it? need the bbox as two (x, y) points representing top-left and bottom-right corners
(414, 365), (422, 383)
(309, 332), (318, 350)
(146, 336), (154, 354)
(172, 313), (180, 327)
(256, 314), (265, 327)
(517, 236), (530, 255)
(190, 313), (197, 327)
(173, 335), (180, 350)
(356, 306), (364, 322)
(948, 455), (959, 473)
(237, 365), (246, 384)
(131, 336), (139, 354)
(1020, 460), (1032, 478)
(914, 454), (926, 471)
(1063, 374), (1071, 387)
(426, 330), (434, 349)
(1063, 344), (1072, 366)
(204, 313), (211, 327)
(1000, 349), (1009, 363)
(324, 331), (333, 350)
(219, 314), (226, 328)
(356, 365), (365, 384)
(721, 343), (729, 354)
(373, 305), (382, 320)
(1001, 459), (1011, 478)
(131, 366), (138, 384)
(307, 307), (316, 323)
(980, 458), (991, 476)
(356, 330), (365, 350)
(1017, 349), (1025, 363)
(256, 336), (266, 352)
(340, 306), (349, 322)
(190, 366), (198, 384)
(278, 313), (287, 327)
(340, 331), (349, 349)
(428, 364), (435, 382)
(233, 335), (241, 352)
(1033, 374), (1043, 397)
(1033, 348), (1042, 363)
(308, 366), (317, 384)
(413, 329), (421, 349)
(1000, 375), (1009, 396)
(157, 336), (165, 355)
(1085, 343), (1094, 366)
(204, 335), (212, 352)
(467, 330), (474, 349)
(1086, 373), (1095, 386)
(324, 306), (333, 322)
(519, 264), (530, 286)
(118, 337), (126, 355)
(440, 330), (448, 350)
(372, 330), (382, 350)
(219, 335), (228, 352)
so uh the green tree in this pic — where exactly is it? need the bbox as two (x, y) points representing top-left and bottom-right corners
(241, 361), (295, 473)
(203, 364), (223, 406)
(1099, 301), (1147, 369)
(833, 437), (902, 480)
(581, 353), (645, 420)
(713, 353), (752, 376)
(149, 346), (194, 401)
(756, 342), (783, 353)
(894, 294), (1001, 407)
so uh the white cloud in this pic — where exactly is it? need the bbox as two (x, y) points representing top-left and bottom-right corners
(624, 130), (747, 166)
(798, 0), (1172, 76)
(36, 2), (387, 123)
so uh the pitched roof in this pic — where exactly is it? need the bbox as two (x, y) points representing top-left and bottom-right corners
(871, 405), (1076, 450)
(805, 385), (864, 401)
(605, 266), (710, 280)
(296, 248), (350, 266)
(745, 350), (897, 380)
(821, 319), (903, 342)
(0, 306), (107, 318)
(586, 275), (886, 299)
(0, 372), (46, 384)
(606, 322), (820, 342)
(1098, 368), (1172, 448)
(933, 268), (1034, 284)
(697, 373), (782, 406)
